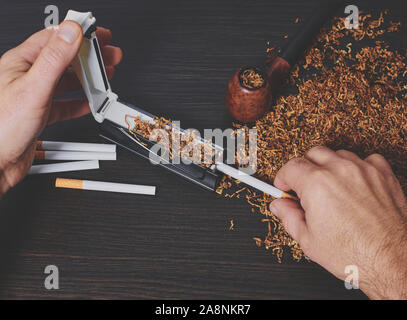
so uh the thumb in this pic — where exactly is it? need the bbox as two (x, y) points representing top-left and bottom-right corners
(270, 199), (309, 245)
(25, 21), (82, 101)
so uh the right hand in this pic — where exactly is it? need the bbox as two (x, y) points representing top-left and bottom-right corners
(270, 146), (407, 299)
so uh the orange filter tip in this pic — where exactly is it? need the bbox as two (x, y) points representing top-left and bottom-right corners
(55, 178), (83, 190)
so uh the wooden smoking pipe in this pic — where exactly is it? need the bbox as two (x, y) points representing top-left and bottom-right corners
(225, 1), (343, 123)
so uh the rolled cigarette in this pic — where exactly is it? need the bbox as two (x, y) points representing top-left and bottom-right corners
(36, 140), (116, 153)
(28, 160), (99, 175)
(35, 150), (116, 161)
(215, 162), (297, 200)
(55, 178), (156, 196)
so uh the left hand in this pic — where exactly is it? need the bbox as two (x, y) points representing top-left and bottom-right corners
(0, 21), (122, 197)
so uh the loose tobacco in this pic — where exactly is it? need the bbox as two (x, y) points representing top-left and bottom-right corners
(217, 11), (407, 262)
(127, 11), (406, 263)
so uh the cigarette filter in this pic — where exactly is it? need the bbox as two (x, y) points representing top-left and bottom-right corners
(36, 140), (116, 153)
(28, 160), (99, 175)
(56, 178), (156, 196)
(35, 150), (116, 161)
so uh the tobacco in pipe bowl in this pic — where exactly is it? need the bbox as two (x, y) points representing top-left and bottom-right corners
(225, 56), (291, 124)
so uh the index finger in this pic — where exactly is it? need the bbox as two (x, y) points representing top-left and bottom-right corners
(0, 27), (54, 67)
(10, 26), (111, 66)
(274, 157), (316, 198)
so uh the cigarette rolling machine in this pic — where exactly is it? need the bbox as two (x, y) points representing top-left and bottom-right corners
(64, 10), (219, 191)
(64, 10), (293, 199)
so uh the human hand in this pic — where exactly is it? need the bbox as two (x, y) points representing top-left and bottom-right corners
(0, 21), (122, 197)
(270, 146), (407, 299)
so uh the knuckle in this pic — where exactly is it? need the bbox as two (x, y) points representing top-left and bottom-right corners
(278, 157), (304, 176)
(339, 158), (363, 175)
(311, 145), (327, 152)
(365, 163), (395, 193)
(288, 157), (307, 168)
(340, 158), (356, 168)
(306, 145), (327, 156)
(364, 162), (390, 186)
(364, 162), (381, 177)
(366, 153), (387, 164)
(336, 149), (349, 156)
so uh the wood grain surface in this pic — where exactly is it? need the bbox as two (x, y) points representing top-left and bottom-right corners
(0, 0), (405, 299)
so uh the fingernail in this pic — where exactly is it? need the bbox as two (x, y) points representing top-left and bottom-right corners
(58, 22), (80, 44)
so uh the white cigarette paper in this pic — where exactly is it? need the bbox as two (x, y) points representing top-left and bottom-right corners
(56, 178), (156, 196)
(37, 140), (116, 153)
(215, 162), (284, 199)
(28, 160), (99, 175)
(36, 150), (116, 161)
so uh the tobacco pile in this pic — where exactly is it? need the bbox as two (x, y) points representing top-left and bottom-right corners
(128, 11), (406, 263)
(217, 11), (407, 262)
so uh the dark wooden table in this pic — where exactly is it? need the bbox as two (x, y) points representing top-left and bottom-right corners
(0, 0), (404, 299)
